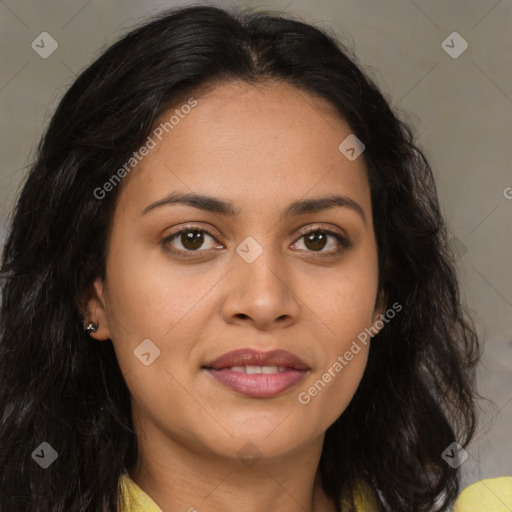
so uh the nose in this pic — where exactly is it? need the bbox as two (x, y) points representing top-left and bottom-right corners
(220, 246), (301, 330)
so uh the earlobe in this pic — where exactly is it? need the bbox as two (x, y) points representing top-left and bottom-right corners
(371, 289), (387, 334)
(82, 277), (111, 341)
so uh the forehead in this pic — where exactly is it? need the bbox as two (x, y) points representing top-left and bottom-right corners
(115, 80), (371, 219)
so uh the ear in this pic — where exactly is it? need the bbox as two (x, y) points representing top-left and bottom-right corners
(80, 277), (112, 341)
(370, 288), (387, 335)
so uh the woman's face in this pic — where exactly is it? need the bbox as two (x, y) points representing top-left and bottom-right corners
(88, 81), (382, 464)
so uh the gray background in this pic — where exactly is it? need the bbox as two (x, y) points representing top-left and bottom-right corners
(1, 0), (511, 494)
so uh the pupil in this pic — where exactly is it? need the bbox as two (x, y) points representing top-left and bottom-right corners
(305, 231), (326, 251)
(179, 230), (327, 252)
(182, 230), (204, 250)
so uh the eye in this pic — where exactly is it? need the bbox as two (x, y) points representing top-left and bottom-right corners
(163, 226), (221, 256)
(292, 226), (350, 255)
(162, 224), (350, 258)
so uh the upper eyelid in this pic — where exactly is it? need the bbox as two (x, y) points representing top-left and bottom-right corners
(164, 224), (347, 247)
(165, 224), (224, 242)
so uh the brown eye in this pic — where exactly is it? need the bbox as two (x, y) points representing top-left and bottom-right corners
(163, 227), (219, 255)
(179, 230), (206, 250)
(163, 224), (350, 259)
(303, 231), (328, 251)
(293, 227), (350, 255)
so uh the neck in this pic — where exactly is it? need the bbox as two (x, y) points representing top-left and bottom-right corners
(128, 426), (337, 512)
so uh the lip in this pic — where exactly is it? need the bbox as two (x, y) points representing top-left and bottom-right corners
(202, 348), (310, 398)
(204, 348), (309, 370)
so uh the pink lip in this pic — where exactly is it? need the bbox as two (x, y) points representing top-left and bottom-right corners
(205, 368), (307, 398)
(202, 349), (310, 398)
(204, 348), (309, 370)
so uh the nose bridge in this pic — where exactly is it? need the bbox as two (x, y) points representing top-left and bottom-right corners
(236, 233), (291, 297)
(221, 233), (300, 327)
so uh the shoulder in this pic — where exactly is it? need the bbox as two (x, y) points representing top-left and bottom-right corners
(453, 477), (512, 511)
(119, 472), (512, 512)
(350, 477), (512, 511)
(341, 480), (380, 511)
(118, 471), (163, 512)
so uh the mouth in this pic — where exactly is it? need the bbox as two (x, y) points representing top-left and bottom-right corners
(202, 348), (310, 398)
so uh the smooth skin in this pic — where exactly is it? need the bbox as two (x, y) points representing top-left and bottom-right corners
(85, 80), (384, 512)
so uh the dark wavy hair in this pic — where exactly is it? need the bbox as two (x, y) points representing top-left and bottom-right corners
(0, 5), (481, 511)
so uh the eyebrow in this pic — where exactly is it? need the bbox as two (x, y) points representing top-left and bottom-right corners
(140, 191), (366, 224)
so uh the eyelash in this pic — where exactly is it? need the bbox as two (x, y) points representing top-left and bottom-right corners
(162, 224), (350, 258)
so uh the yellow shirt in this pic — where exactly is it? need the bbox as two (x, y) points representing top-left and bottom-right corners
(118, 472), (512, 511)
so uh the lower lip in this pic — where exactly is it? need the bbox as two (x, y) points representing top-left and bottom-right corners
(204, 368), (308, 398)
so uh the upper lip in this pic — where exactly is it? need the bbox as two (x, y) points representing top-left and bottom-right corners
(203, 348), (310, 371)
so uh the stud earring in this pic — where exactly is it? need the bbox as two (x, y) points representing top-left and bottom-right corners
(84, 322), (99, 334)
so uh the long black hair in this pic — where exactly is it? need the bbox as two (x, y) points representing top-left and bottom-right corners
(0, 5), (480, 511)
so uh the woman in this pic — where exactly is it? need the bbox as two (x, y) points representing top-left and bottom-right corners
(1, 5), (509, 511)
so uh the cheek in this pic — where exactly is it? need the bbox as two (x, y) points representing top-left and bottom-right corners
(105, 241), (207, 339)
(104, 242), (234, 403)
(305, 254), (379, 344)
(298, 348), (369, 431)
(295, 291), (371, 430)
(292, 254), (377, 425)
